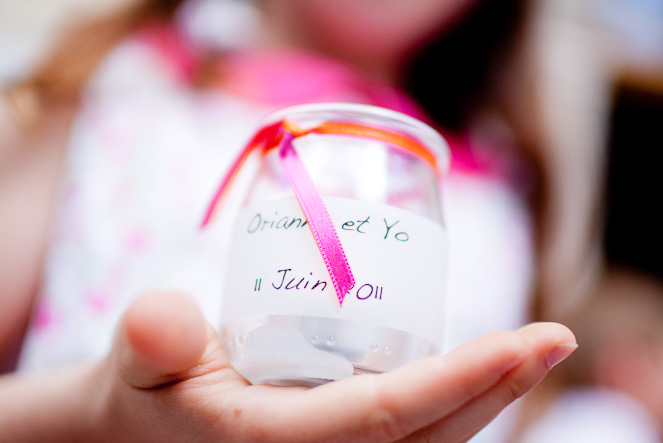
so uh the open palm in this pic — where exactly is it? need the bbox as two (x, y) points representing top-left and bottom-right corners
(100, 292), (576, 442)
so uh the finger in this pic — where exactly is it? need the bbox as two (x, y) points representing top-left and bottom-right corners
(243, 322), (575, 442)
(113, 292), (209, 389)
(404, 322), (578, 442)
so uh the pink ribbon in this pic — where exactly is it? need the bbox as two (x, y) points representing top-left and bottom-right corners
(277, 126), (355, 306)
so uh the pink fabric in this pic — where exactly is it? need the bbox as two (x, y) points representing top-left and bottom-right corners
(221, 49), (427, 119)
(134, 22), (526, 185)
(134, 22), (524, 186)
(134, 22), (198, 84)
(136, 22), (427, 120)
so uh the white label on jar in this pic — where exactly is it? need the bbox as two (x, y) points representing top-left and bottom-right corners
(221, 197), (448, 346)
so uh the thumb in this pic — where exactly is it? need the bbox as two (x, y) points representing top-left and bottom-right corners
(113, 292), (209, 389)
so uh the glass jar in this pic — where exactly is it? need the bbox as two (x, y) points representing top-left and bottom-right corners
(211, 103), (450, 386)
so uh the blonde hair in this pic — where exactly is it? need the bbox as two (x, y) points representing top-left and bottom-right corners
(3, 0), (183, 129)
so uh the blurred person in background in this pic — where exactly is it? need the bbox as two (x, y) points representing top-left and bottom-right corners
(0, 0), (580, 440)
(517, 268), (663, 442)
(515, 1), (663, 439)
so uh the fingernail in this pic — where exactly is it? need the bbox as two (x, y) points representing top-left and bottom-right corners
(545, 343), (578, 369)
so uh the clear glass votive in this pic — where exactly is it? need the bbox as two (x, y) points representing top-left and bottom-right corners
(216, 103), (450, 387)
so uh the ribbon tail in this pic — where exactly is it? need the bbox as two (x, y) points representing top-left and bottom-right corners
(278, 129), (355, 307)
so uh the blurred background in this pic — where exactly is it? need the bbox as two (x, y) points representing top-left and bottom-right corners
(2, 0), (661, 309)
(1, 0), (662, 441)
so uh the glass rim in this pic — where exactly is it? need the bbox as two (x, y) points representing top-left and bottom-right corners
(262, 102), (450, 174)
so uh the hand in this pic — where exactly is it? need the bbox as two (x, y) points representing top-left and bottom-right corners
(95, 292), (576, 442)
